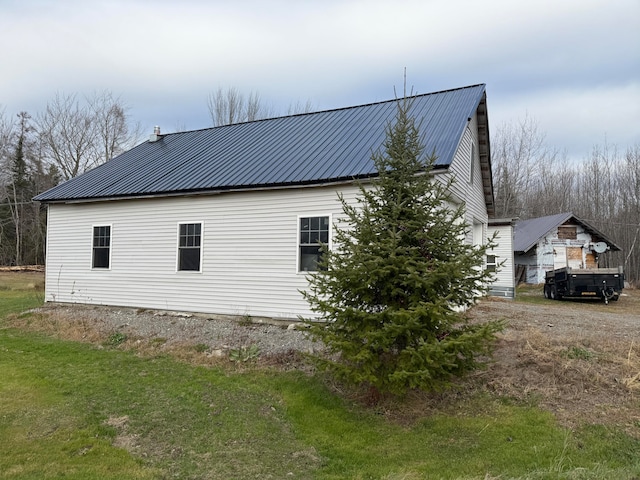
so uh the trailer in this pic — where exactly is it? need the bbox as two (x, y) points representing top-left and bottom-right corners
(544, 266), (624, 304)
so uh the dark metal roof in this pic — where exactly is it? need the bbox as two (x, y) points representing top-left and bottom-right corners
(35, 84), (488, 203)
(514, 212), (621, 253)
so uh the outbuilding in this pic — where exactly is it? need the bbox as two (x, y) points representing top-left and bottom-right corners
(514, 212), (621, 284)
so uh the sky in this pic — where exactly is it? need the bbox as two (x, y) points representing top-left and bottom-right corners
(1, 0), (639, 163)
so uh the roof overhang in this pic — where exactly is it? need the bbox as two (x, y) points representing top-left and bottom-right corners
(476, 92), (495, 217)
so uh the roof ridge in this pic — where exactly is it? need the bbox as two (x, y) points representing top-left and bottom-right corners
(158, 83), (487, 137)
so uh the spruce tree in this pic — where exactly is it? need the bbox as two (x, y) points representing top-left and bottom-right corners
(303, 98), (503, 396)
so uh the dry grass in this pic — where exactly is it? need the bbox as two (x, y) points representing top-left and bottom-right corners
(479, 322), (640, 434)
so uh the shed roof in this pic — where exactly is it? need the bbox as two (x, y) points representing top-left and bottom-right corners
(514, 212), (621, 253)
(35, 84), (491, 206)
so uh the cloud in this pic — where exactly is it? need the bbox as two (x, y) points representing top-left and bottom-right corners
(1, 0), (638, 159)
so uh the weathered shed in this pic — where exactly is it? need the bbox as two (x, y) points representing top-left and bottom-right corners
(514, 212), (621, 284)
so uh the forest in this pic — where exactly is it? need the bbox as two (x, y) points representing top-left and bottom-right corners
(1, 91), (639, 284)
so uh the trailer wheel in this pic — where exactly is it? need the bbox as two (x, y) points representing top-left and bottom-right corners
(550, 286), (561, 300)
(543, 285), (550, 299)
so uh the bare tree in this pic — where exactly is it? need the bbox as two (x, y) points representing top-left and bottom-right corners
(207, 87), (313, 126)
(89, 91), (142, 165)
(37, 91), (139, 180)
(207, 87), (274, 126)
(37, 92), (97, 180)
(0, 107), (16, 263)
(491, 115), (548, 218)
(527, 151), (575, 218)
(286, 99), (315, 115)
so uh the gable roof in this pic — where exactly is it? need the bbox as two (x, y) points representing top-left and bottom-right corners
(34, 84), (492, 209)
(514, 212), (621, 253)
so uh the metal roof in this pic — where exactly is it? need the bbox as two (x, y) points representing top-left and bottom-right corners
(35, 84), (489, 203)
(514, 212), (621, 253)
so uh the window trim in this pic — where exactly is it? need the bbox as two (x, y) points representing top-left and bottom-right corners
(297, 214), (331, 274)
(176, 221), (204, 273)
(91, 224), (112, 270)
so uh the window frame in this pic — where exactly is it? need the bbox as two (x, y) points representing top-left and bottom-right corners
(486, 254), (497, 273)
(176, 221), (204, 273)
(91, 224), (112, 270)
(297, 214), (331, 273)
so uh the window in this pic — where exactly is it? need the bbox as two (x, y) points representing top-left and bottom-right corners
(486, 255), (497, 273)
(178, 222), (202, 271)
(92, 225), (111, 269)
(299, 216), (329, 272)
(557, 226), (577, 240)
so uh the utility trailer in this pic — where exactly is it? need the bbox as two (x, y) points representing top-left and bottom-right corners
(544, 266), (624, 304)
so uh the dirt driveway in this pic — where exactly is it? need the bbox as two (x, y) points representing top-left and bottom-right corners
(466, 289), (640, 432)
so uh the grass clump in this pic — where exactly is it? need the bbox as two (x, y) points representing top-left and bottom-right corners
(229, 344), (260, 362)
(193, 342), (208, 353)
(562, 345), (596, 361)
(105, 332), (127, 347)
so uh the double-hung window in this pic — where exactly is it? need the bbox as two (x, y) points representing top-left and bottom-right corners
(92, 225), (111, 269)
(178, 222), (202, 272)
(486, 254), (497, 273)
(299, 216), (329, 272)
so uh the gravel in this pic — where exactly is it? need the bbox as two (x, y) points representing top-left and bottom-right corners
(40, 303), (322, 357)
(37, 289), (640, 360)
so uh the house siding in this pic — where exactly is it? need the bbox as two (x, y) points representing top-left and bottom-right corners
(487, 223), (515, 298)
(445, 114), (488, 243)
(44, 156), (489, 319)
(45, 186), (359, 319)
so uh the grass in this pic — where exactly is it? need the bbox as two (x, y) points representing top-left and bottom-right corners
(1, 272), (640, 479)
(0, 272), (44, 317)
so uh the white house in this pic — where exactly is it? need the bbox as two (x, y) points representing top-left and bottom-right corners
(35, 84), (497, 320)
(514, 212), (621, 284)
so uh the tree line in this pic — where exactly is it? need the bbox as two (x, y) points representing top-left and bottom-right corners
(492, 115), (640, 284)
(0, 91), (141, 265)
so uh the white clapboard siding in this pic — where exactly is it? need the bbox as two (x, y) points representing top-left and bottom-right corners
(45, 185), (363, 319)
(487, 222), (515, 298)
(443, 114), (488, 244)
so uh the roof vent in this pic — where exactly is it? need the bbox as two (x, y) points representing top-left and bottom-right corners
(149, 126), (162, 142)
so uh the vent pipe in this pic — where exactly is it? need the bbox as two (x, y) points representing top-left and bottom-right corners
(149, 126), (162, 142)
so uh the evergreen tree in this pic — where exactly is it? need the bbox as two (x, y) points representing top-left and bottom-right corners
(302, 98), (503, 396)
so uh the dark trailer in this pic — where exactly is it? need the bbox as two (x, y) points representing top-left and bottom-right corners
(544, 266), (624, 304)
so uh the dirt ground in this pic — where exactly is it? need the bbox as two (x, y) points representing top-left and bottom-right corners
(465, 289), (640, 433)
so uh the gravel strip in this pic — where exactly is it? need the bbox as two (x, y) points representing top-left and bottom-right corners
(40, 304), (322, 357)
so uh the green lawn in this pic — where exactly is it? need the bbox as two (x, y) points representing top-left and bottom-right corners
(1, 273), (639, 479)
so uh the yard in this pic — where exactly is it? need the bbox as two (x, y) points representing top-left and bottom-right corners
(1, 271), (639, 479)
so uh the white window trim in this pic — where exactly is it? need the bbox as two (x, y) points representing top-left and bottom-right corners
(296, 214), (332, 274)
(91, 223), (112, 271)
(176, 221), (204, 273)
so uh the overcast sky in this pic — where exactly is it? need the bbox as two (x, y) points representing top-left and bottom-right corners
(1, 0), (638, 162)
